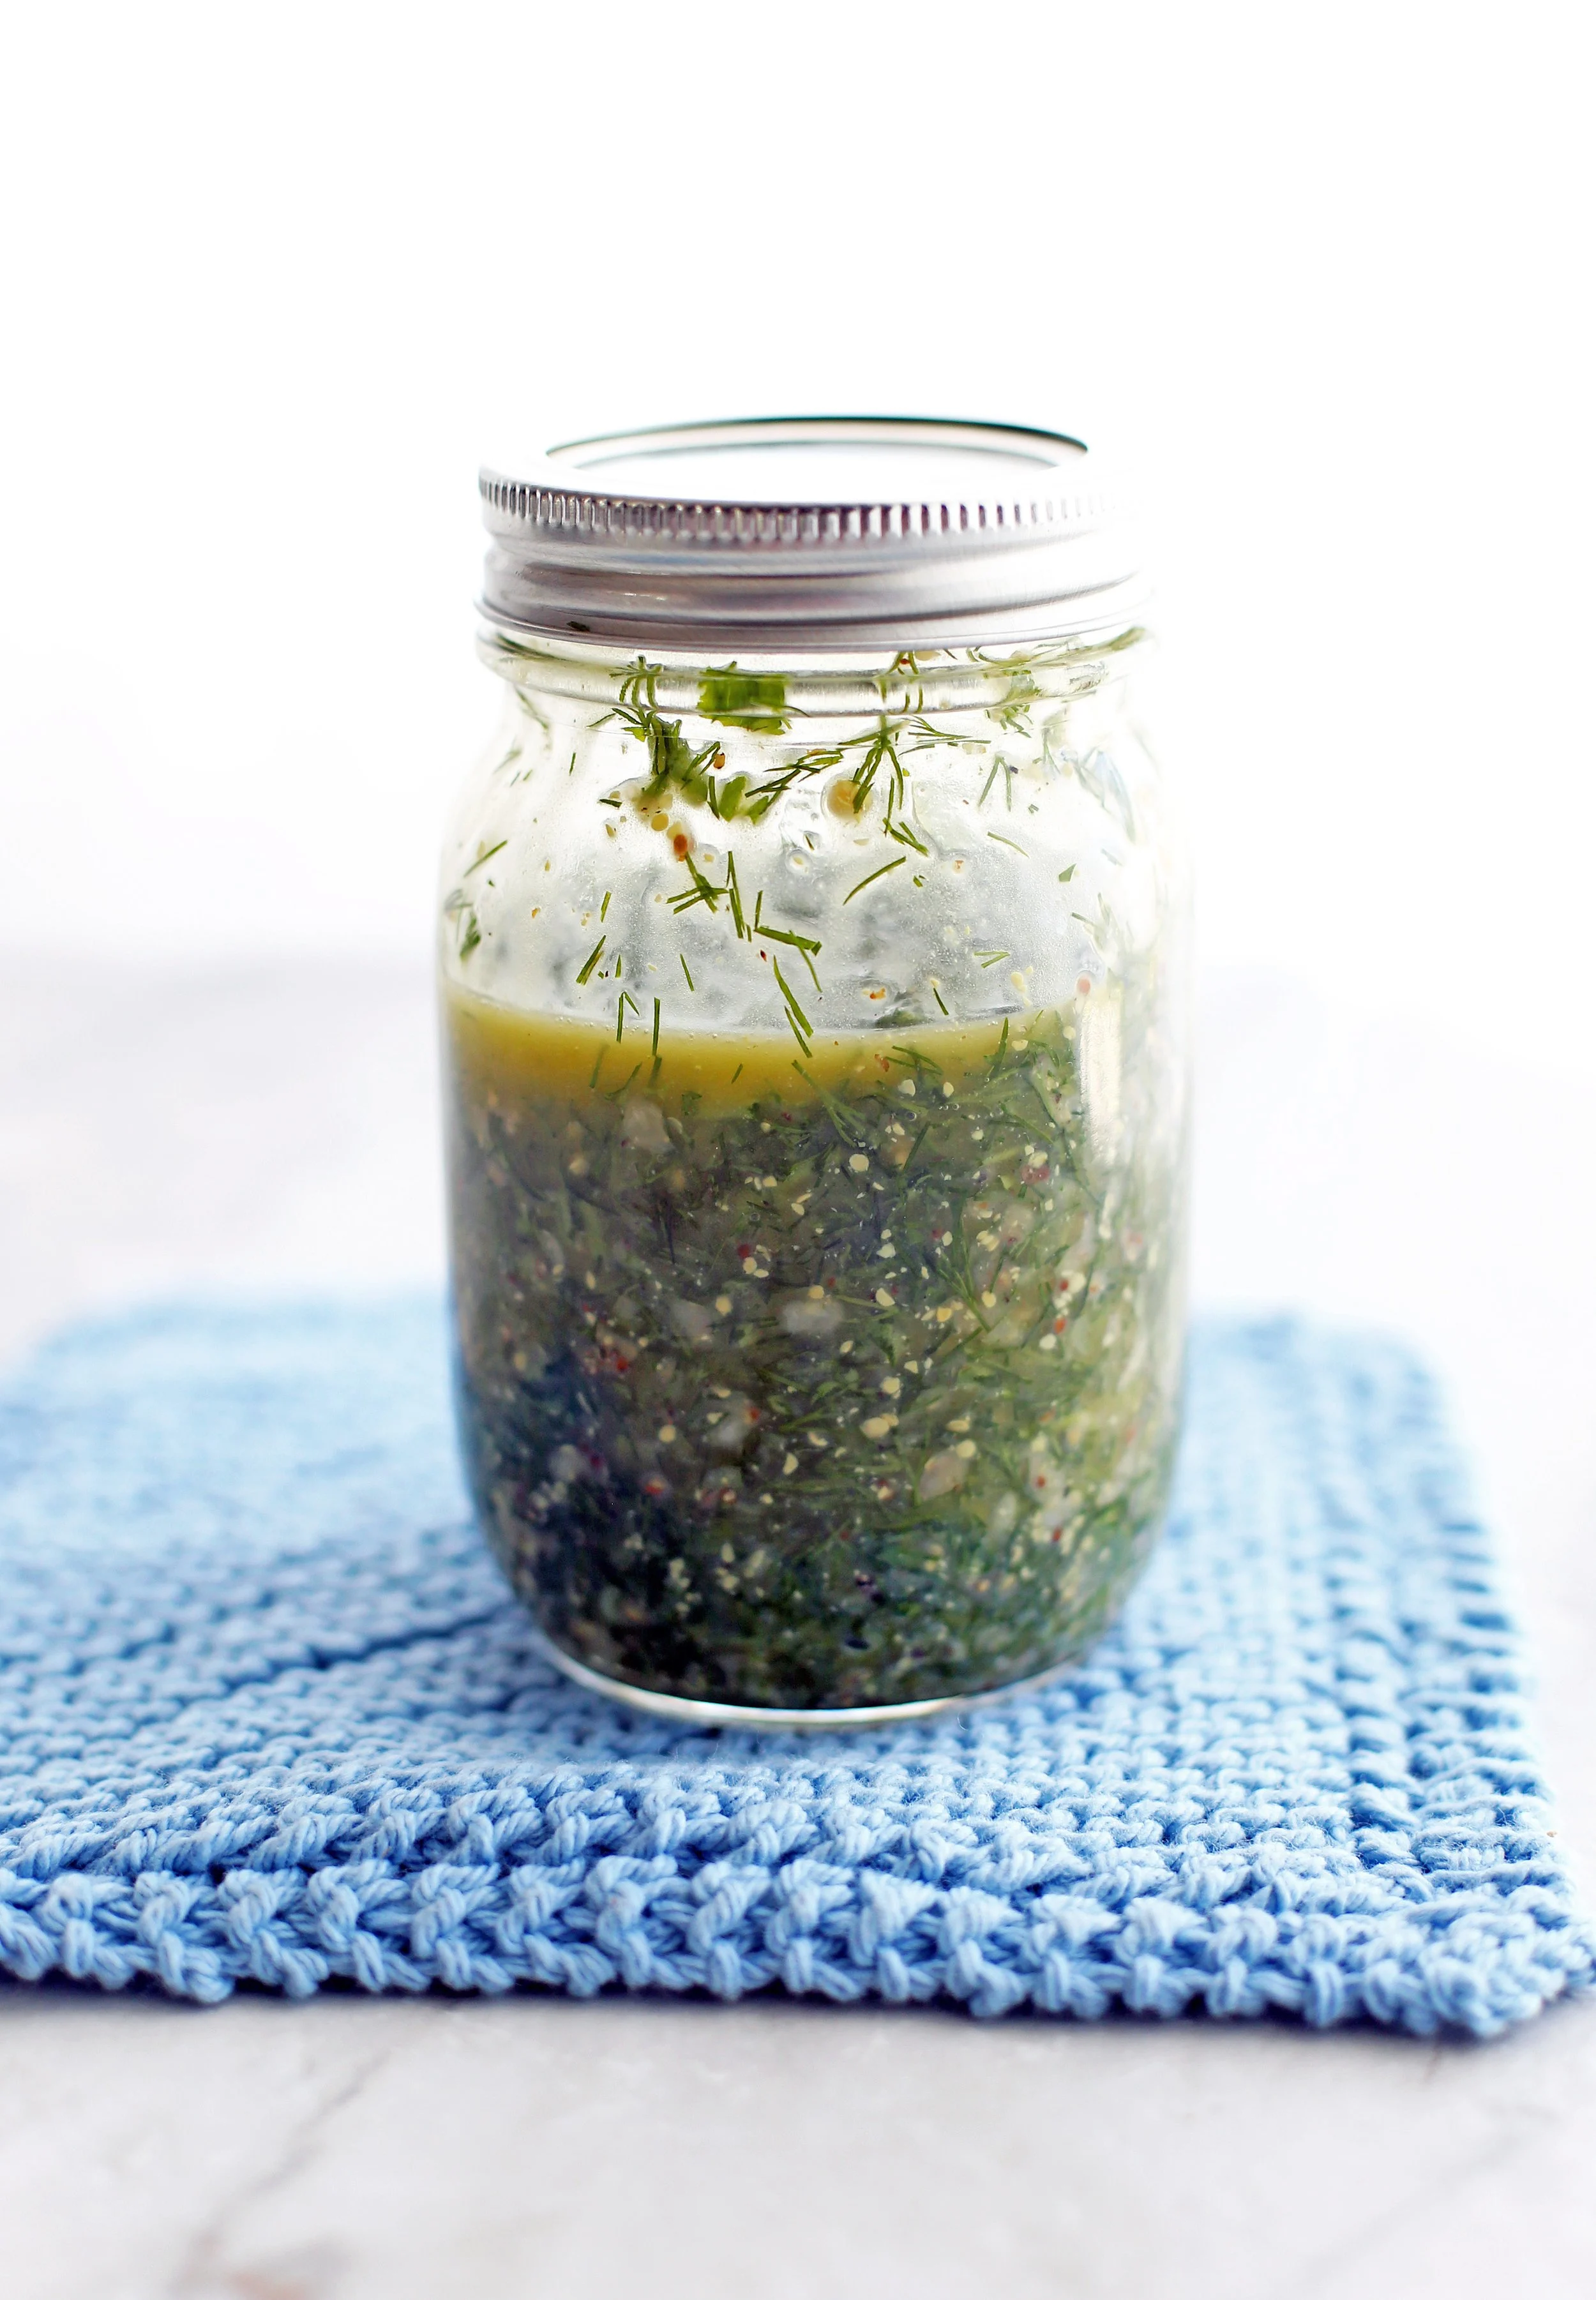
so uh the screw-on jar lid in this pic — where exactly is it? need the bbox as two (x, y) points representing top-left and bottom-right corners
(479, 416), (1142, 652)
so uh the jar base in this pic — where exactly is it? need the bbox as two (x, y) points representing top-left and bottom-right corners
(530, 1629), (1080, 1732)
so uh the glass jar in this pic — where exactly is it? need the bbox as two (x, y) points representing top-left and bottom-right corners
(441, 418), (1189, 1725)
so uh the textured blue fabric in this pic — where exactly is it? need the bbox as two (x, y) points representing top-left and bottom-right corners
(0, 1300), (1588, 2033)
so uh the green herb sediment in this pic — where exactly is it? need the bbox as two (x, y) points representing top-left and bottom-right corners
(446, 1001), (1182, 1709)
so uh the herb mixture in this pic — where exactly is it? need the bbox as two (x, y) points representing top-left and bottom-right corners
(446, 986), (1183, 1710)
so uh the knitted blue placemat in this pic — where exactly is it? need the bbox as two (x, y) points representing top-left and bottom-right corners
(0, 1301), (1588, 2034)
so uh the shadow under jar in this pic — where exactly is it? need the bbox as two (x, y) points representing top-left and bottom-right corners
(442, 417), (1191, 1725)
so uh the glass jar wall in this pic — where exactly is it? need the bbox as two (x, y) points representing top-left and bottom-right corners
(441, 557), (1190, 1721)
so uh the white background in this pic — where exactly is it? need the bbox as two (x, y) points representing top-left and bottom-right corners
(4, 15), (1596, 2294)
(3, 0), (1593, 1071)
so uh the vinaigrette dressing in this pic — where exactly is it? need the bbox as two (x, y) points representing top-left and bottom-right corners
(446, 982), (1182, 1710)
(443, 416), (1189, 1719)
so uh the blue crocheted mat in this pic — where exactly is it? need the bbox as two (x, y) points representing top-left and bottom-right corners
(0, 1302), (1588, 2034)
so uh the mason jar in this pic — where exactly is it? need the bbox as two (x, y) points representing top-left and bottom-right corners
(441, 417), (1189, 1725)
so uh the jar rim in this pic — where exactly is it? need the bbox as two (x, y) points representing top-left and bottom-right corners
(479, 414), (1145, 651)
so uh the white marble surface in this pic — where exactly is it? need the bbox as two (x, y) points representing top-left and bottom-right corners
(2, 956), (1593, 2300)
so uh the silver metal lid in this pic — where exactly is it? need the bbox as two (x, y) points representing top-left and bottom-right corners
(479, 416), (1143, 652)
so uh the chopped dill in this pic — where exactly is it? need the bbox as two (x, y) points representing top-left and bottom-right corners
(884, 818), (930, 854)
(771, 956), (812, 1039)
(670, 855), (722, 915)
(725, 852), (749, 940)
(698, 665), (790, 734)
(753, 891), (824, 991)
(790, 1061), (865, 1145)
(843, 856), (906, 904)
(443, 888), (482, 959)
